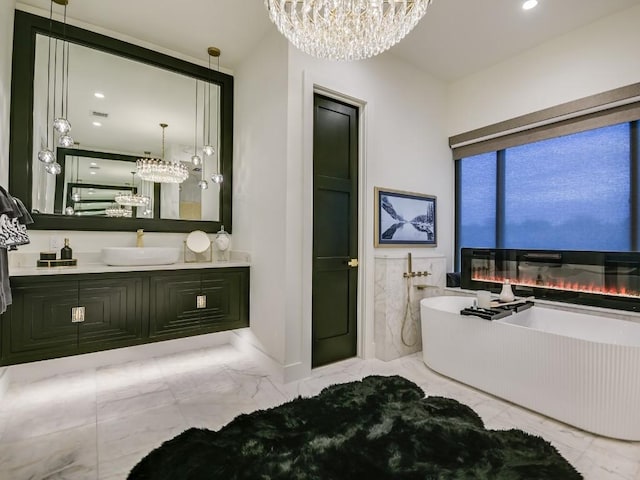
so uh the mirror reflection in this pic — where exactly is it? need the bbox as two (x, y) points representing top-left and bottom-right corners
(32, 33), (221, 222)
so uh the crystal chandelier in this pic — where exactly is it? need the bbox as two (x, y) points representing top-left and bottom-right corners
(105, 205), (132, 218)
(136, 123), (189, 183)
(264, 0), (433, 61)
(115, 172), (150, 207)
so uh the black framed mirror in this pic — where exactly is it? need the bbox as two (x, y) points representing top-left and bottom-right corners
(10, 10), (233, 233)
(52, 147), (161, 218)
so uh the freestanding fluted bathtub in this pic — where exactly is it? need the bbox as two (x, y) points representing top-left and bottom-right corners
(420, 295), (640, 440)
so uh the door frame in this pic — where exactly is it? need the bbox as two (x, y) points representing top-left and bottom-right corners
(301, 72), (369, 374)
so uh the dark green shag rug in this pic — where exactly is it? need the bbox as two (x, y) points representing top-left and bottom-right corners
(128, 375), (582, 479)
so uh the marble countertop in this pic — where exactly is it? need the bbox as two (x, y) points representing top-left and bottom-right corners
(10, 261), (250, 277)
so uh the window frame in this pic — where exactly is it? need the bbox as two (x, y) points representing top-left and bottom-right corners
(452, 81), (640, 270)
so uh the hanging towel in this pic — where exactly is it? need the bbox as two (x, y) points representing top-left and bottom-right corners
(0, 186), (32, 249)
(0, 186), (33, 314)
(0, 249), (9, 315)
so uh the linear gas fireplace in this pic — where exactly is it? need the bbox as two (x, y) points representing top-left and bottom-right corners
(461, 248), (640, 312)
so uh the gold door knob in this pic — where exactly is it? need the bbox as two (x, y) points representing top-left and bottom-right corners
(347, 258), (359, 268)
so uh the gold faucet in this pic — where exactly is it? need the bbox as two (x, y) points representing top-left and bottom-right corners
(136, 229), (144, 247)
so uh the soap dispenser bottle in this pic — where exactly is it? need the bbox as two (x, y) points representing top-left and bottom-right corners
(499, 279), (515, 303)
(60, 238), (73, 260)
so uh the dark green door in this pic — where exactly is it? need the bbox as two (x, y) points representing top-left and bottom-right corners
(312, 94), (359, 368)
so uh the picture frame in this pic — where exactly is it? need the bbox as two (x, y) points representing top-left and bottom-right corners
(374, 187), (437, 247)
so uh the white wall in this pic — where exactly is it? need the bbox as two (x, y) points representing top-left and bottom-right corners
(448, 4), (640, 136)
(0, 1), (16, 188)
(233, 31), (290, 366)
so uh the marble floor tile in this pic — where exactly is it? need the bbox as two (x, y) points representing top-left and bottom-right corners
(97, 386), (177, 423)
(2, 394), (97, 442)
(153, 345), (242, 377)
(0, 423), (97, 480)
(177, 390), (261, 431)
(224, 366), (288, 409)
(0, 345), (638, 480)
(97, 403), (187, 474)
(574, 444), (640, 480)
(96, 359), (165, 393)
(0, 369), (97, 413)
(164, 364), (237, 400)
(592, 436), (640, 463)
(98, 452), (146, 480)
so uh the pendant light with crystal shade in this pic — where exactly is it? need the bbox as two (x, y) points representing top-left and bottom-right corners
(197, 101), (209, 191)
(208, 47), (223, 185)
(264, 0), (433, 61)
(191, 79), (202, 168)
(38, 0), (74, 173)
(55, 3), (74, 149)
(136, 123), (188, 183)
(197, 76), (209, 190)
(70, 142), (81, 208)
(202, 47), (219, 158)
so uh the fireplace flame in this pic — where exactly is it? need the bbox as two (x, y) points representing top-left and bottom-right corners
(471, 275), (640, 299)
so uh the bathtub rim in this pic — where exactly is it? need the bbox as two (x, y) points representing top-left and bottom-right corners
(443, 287), (640, 322)
(422, 294), (640, 348)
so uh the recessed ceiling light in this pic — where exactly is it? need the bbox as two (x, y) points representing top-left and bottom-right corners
(92, 121), (102, 127)
(94, 92), (105, 99)
(90, 171), (97, 175)
(522, 0), (538, 10)
(90, 162), (97, 167)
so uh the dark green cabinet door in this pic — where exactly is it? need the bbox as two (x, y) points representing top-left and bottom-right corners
(149, 273), (203, 339)
(6, 281), (79, 363)
(78, 277), (145, 351)
(200, 269), (249, 330)
(150, 269), (250, 338)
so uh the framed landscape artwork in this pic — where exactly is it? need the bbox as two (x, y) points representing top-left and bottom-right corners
(374, 187), (437, 247)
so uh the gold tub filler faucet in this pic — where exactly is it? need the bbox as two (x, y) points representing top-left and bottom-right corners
(403, 253), (431, 278)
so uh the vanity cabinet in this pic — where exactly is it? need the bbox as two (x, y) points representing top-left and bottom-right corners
(0, 267), (249, 366)
(3, 274), (145, 365)
(149, 269), (249, 340)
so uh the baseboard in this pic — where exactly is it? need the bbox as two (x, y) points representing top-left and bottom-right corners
(4, 331), (232, 388)
(229, 330), (285, 380)
(229, 330), (311, 384)
(283, 361), (311, 383)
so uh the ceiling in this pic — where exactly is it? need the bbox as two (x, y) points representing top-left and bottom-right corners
(16, 0), (640, 81)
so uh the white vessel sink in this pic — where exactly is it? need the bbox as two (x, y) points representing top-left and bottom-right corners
(101, 247), (181, 266)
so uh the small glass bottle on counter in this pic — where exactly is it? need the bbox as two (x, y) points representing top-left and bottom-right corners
(60, 238), (73, 260)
